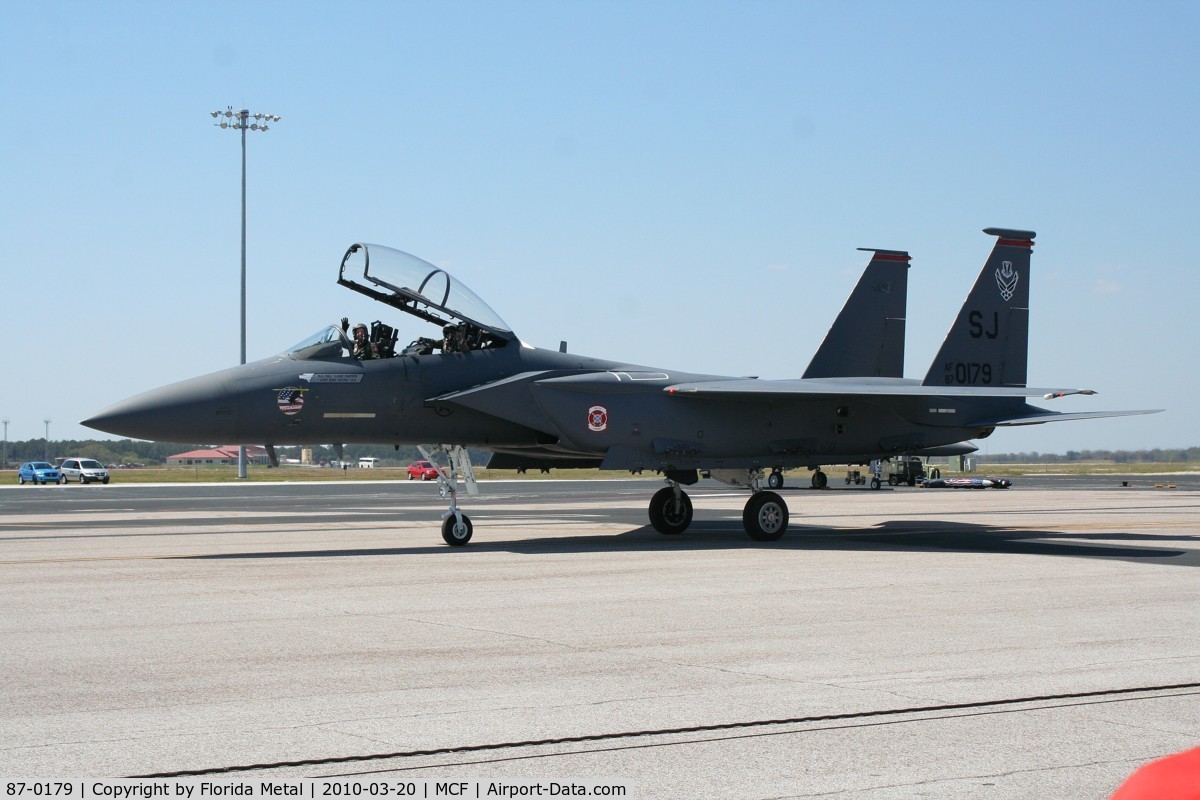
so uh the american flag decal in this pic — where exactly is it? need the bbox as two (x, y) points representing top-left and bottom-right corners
(275, 386), (307, 415)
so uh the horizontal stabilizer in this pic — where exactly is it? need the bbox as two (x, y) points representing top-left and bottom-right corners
(969, 408), (1163, 427)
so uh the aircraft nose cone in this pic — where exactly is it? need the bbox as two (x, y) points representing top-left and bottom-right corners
(82, 369), (240, 442)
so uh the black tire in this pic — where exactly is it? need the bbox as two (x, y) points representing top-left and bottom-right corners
(648, 486), (693, 534)
(812, 471), (828, 489)
(870, 477), (881, 490)
(888, 475), (898, 486)
(743, 492), (789, 541)
(441, 514), (473, 546)
(102, 478), (109, 484)
(767, 471), (784, 490)
(18, 476), (25, 485)
(80, 475), (88, 484)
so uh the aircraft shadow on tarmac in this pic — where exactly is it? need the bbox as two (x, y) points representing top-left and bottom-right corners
(184, 517), (1198, 567)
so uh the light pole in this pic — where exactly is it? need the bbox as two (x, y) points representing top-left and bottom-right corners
(44, 419), (51, 462)
(2, 419), (8, 468)
(211, 106), (281, 478)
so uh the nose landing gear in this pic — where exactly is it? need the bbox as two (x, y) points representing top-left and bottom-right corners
(441, 513), (473, 546)
(420, 444), (479, 546)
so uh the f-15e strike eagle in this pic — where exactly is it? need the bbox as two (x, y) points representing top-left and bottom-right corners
(84, 228), (1159, 545)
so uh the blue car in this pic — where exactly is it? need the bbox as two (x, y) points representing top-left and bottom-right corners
(18, 461), (61, 485)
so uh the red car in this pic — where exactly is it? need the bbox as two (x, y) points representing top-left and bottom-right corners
(407, 460), (439, 480)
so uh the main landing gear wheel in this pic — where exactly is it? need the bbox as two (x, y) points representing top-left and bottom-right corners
(767, 470), (784, 490)
(441, 514), (473, 546)
(871, 477), (881, 490)
(648, 486), (693, 534)
(743, 491), (789, 541)
(811, 470), (828, 489)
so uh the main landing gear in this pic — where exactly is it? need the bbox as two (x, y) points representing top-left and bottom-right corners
(648, 470), (789, 542)
(743, 491), (789, 541)
(648, 485), (693, 534)
(420, 444), (478, 546)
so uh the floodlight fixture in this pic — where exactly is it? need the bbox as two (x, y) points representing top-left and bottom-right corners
(210, 105), (281, 478)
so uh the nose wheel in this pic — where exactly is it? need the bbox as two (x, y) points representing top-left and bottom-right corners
(441, 512), (473, 546)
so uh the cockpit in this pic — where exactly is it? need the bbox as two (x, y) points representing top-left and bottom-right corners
(287, 243), (517, 361)
(287, 325), (354, 360)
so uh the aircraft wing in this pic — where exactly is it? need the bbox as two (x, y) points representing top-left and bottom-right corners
(661, 378), (1088, 399)
(662, 379), (1163, 425)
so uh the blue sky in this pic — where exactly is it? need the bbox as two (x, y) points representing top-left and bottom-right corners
(3, 0), (1196, 453)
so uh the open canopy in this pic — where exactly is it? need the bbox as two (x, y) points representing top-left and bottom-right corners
(338, 243), (515, 341)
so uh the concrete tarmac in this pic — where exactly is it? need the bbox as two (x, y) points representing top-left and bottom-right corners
(2, 476), (1198, 797)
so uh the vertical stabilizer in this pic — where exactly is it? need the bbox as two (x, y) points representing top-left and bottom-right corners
(803, 249), (910, 379)
(922, 228), (1035, 387)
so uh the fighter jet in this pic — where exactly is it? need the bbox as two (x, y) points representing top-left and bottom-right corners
(84, 228), (1159, 545)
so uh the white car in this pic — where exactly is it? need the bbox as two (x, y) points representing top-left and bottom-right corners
(58, 458), (110, 484)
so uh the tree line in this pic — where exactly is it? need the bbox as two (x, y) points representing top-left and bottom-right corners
(978, 447), (1200, 464)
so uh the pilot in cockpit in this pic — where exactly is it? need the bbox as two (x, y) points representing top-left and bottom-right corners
(339, 243), (515, 359)
(342, 318), (378, 360)
(442, 324), (467, 354)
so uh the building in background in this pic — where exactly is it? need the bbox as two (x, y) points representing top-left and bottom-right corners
(167, 446), (267, 466)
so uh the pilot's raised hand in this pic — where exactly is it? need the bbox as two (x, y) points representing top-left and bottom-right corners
(340, 317), (349, 333)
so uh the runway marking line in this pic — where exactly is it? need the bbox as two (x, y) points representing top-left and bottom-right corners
(0, 554), (206, 564)
(128, 682), (1200, 778)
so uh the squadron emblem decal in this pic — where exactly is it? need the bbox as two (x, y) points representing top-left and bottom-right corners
(275, 386), (308, 415)
(996, 260), (1019, 301)
(587, 405), (609, 432)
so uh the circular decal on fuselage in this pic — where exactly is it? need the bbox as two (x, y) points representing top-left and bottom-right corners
(276, 386), (307, 415)
(587, 405), (608, 432)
